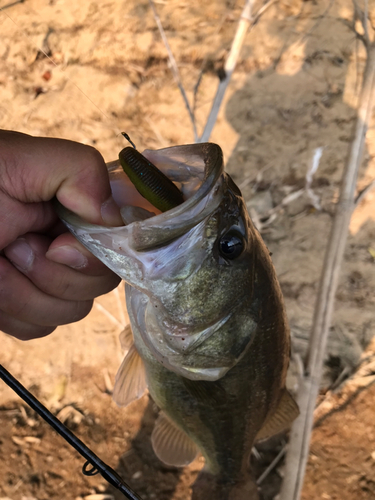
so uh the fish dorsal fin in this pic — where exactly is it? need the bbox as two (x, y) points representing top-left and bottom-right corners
(113, 344), (147, 407)
(151, 412), (198, 467)
(256, 389), (300, 441)
(119, 324), (133, 350)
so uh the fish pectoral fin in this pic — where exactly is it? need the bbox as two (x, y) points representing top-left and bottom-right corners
(119, 324), (133, 350)
(151, 411), (198, 467)
(255, 389), (300, 441)
(113, 344), (147, 408)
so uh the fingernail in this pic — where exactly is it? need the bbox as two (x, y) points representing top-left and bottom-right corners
(5, 239), (35, 271)
(46, 246), (88, 269)
(101, 195), (123, 226)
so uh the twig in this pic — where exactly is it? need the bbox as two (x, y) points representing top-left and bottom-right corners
(305, 147), (323, 210)
(362, 0), (370, 44)
(198, 0), (275, 143)
(314, 376), (375, 429)
(298, 0), (335, 46)
(279, 15), (375, 500)
(256, 444), (287, 485)
(148, 0), (198, 142)
(113, 284), (127, 327)
(274, 0), (334, 70)
(355, 178), (375, 205)
(192, 66), (205, 119)
(259, 147), (323, 223)
(94, 301), (123, 329)
(353, 0), (370, 46)
(34, 27), (54, 61)
(0, 0), (24, 11)
(149, 0), (274, 143)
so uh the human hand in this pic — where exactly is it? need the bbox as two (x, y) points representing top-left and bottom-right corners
(0, 130), (123, 340)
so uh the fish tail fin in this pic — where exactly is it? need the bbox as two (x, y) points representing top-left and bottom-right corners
(192, 471), (259, 500)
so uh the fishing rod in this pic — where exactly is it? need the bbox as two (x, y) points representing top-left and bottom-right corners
(0, 364), (143, 500)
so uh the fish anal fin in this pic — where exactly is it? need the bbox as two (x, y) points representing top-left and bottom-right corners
(113, 344), (147, 408)
(256, 389), (300, 441)
(151, 412), (198, 467)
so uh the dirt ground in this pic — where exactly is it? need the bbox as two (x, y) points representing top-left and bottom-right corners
(0, 0), (375, 499)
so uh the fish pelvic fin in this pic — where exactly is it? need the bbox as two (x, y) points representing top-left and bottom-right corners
(255, 388), (299, 442)
(113, 344), (148, 407)
(151, 411), (198, 467)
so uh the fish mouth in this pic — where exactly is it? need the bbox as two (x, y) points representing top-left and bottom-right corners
(55, 143), (224, 253)
(55, 143), (249, 382)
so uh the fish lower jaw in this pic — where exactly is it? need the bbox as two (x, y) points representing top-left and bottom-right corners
(180, 365), (230, 381)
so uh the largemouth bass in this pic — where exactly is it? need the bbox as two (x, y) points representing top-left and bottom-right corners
(56, 143), (298, 500)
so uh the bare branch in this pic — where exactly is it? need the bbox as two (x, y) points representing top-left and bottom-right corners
(256, 444), (287, 486)
(280, 37), (375, 500)
(198, 0), (275, 143)
(192, 65), (205, 119)
(364, 0), (370, 42)
(298, 0), (335, 46)
(113, 284), (127, 327)
(0, 0), (25, 11)
(148, 0), (198, 142)
(94, 301), (124, 329)
(353, 0), (370, 46)
(252, 0), (276, 24)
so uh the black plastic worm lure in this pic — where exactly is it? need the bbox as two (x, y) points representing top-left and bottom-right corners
(119, 133), (184, 212)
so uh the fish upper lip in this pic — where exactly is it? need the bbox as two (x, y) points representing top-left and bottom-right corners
(55, 143), (225, 252)
(119, 143), (225, 250)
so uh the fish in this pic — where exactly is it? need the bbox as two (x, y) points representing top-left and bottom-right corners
(55, 142), (299, 500)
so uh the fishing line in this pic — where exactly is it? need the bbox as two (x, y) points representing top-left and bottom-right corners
(0, 364), (144, 500)
(0, 2), (122, 135)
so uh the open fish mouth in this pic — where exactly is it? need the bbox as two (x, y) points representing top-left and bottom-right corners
(56, 143), (262, 381)
(55, 143), (224, 269)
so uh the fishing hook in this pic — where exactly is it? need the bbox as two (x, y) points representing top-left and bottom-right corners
(0, 364), (143, 500)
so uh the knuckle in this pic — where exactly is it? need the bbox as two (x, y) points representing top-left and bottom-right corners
(0, 134), (32, 201)
(77, 145), (105, 178)
(52, 275), (72, 298)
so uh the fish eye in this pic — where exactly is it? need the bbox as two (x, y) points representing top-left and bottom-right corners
(218, 230), (244, 260)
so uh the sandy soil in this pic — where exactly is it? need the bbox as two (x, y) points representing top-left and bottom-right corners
(0, 0), (375, 499)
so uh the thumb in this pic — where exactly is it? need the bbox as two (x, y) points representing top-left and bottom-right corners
(0, 130), (122, 226)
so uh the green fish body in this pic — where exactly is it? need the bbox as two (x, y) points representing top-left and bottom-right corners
(56, 143), (298, 500)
